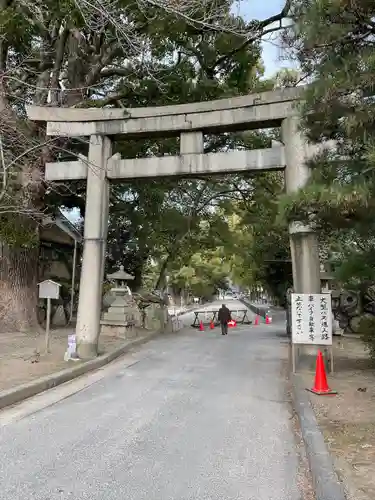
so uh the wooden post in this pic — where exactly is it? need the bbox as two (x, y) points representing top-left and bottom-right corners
(38, 280), (61, 354)
(292, 343), (296, 373)
(45, 297), (52, 353)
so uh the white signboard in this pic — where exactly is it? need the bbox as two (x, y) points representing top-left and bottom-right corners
(68, 334), (76, 354)
(291, 293), (332, 345)
(64, 334), (77, 361)
(38, 279), (61, 300)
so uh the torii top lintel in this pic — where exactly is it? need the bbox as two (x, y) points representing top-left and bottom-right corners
(26, 86), (304, 138)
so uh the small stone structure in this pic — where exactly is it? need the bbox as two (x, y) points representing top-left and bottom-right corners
(132, 290), (169, 332)
(100, 266), (140, 339)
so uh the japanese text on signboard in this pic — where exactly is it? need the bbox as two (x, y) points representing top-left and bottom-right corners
(291, 293), (332, 345)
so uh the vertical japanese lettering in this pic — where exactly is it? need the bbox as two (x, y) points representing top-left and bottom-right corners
(294, 295), (303, 336)
(320, 295), (330, 341)
(307, 295), (315, 341)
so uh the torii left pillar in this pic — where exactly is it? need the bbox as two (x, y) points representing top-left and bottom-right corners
(76, 135), (111, 359)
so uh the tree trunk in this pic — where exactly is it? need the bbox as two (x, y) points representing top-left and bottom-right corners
(0, 242), (40, 333)
(155, 254), (172, 291)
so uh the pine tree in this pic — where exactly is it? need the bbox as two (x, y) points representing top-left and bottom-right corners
(281, 0), (375, 286)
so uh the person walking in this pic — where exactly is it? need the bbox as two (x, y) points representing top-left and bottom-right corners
(218, 304), (231, 335)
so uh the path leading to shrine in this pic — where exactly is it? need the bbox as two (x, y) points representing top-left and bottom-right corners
(0, 311), (300, 500)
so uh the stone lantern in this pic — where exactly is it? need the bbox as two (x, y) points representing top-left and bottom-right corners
(108, 265), (133, 293)
(100, 265), (139, 338)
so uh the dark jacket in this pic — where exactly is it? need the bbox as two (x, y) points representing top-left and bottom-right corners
(218, 306), (231, 324)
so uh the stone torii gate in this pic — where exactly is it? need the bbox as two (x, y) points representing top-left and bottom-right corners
(27, 86), (326, 358)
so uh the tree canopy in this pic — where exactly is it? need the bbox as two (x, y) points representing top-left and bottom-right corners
(279, 0), (375, 288)
(0, 0), (295, 330)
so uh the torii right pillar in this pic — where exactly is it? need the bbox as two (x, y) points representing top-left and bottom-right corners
(282, 116), (321, 296)
(282, 116), (322, 367)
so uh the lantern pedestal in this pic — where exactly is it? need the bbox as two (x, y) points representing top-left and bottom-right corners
(100, 266), (140, 339)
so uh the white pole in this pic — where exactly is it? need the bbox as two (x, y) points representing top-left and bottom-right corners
(69, 239), (78, 323)
(45, 297), (51, 353)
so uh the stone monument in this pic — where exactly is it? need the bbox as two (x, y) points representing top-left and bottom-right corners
(100, 265), (140, 339)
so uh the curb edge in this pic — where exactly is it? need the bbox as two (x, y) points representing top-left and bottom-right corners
(291, 373), (346, 500)
(0, 330), (160, 411)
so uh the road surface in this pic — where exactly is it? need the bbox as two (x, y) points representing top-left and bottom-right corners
(177, 298), (258, 327)
(0, 311), (299, 499)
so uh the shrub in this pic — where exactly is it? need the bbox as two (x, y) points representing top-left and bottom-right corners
(359, 316), (375, 363)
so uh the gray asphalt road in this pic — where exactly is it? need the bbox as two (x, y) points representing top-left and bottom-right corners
(179, 298), (257, 327)
(241, 300), (287, 323)
(0, 320), (299, 500)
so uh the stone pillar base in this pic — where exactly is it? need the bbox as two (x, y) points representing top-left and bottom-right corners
(100, 323), (138, 340)
(77, 341), (99, 360)
(295, 344), (331, 372)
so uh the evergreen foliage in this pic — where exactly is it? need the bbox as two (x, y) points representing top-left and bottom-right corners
(280, 0), (375, 286)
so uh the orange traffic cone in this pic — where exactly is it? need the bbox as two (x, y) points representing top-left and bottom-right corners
(254, 316), (259, 326)
(209, 320), (215, 330)
(308, 351), (337, 395)
(199, 320), (204, 331)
